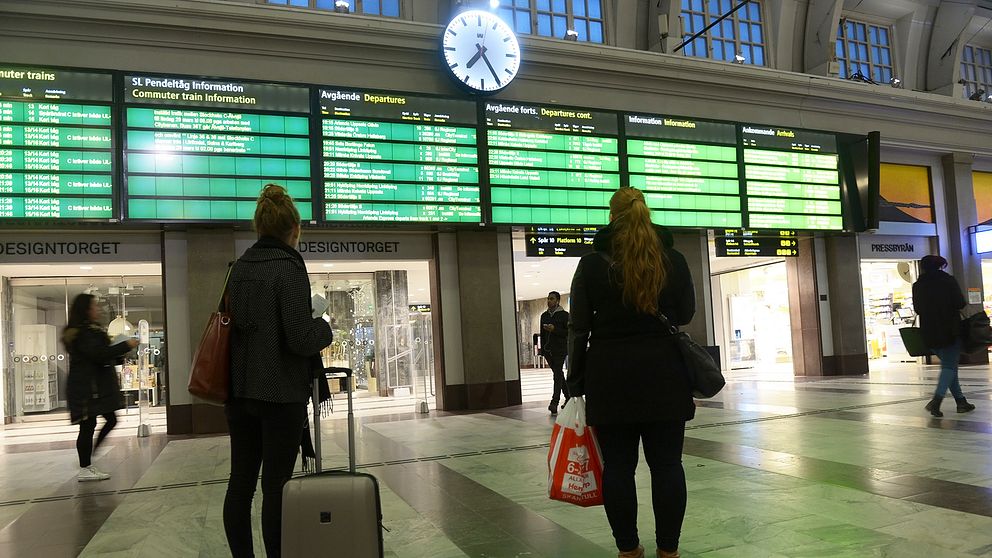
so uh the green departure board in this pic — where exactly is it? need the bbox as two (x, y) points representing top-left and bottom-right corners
(740, 125), (843, 230)
(0, 66), (115, 219)
(487, 103), (619, 225)
(625, 114), (742, 228)
(320, 88), (481, 223)
(124, 74), (313, 221)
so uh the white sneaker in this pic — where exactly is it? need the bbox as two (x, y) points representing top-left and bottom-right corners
(78, 465), (111, 482)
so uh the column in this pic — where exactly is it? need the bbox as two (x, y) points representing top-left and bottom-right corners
(672, 231), (714, 345)
(163, 229), (236, 434)
(786, 237), (824, 376)
(823, 235), (869, 374)
(802, 0), (843, 76)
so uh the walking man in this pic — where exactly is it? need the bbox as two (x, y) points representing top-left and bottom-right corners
(540, 291), (570, 415)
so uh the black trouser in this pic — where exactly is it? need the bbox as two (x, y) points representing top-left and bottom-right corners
(76, 412), (118, 468)
(224, 398), (307, 558)
(597, 421), (687, 553)
(547, 352), (569, 407)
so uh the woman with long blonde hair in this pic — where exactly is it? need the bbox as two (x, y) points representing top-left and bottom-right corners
(567, 187), (695, 558)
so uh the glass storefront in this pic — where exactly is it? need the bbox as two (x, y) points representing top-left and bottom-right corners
(984, 259), (992, 318)
(2, 275), (165, 420)
(714, 262), (793, 371)
(861, 260), (918, 365)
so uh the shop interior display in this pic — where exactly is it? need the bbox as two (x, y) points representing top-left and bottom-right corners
(862, 261), (917, 362)
(16, 324), (59, 413)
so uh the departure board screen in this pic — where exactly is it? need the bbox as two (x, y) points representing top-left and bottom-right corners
(0, 67), (115, 220)
(741, 125), (843, 230)
(486, 102), (620, 225)
(625, 114), (741, 228)
(320, 88), (480, 223)
(123, 74), (313, 221)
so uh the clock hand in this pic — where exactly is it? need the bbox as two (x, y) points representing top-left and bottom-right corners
(466, 43), (486, 69)
(481, 51), (501, 84)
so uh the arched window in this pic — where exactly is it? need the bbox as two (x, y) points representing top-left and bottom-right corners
(496, 0), (606, 43)
(680, 0), (766, 65)
(835, 18), (893, 83)
(264, 0), (400, 17)
(960, 45), (992, 100)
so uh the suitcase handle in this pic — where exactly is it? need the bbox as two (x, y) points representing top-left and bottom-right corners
(312, 367), (356, 474)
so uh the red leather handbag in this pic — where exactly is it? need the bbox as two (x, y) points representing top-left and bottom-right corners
(188, 265), (232, 404)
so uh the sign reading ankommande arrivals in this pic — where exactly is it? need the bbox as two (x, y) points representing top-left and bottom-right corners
(0, 233), (162, 263)
(234, 233), (433, 261)
(858, 235), (933, 260)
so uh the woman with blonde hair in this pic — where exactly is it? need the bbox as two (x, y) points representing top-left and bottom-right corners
(223, 184), (333, 557)
(567, 187), (695, 558)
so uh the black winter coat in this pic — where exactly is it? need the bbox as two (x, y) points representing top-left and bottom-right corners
(912, 269), (966, 349)
(567, 224), (696, 426)
(540, 307), (570, 358)
(65, 323), (132, 424)
(229, 237), (333, 404)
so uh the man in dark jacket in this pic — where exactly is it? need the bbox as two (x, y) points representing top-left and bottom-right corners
(912, 254), (975, 417)
(541, 291), (570, 415)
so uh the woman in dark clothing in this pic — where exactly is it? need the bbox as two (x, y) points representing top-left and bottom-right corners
(224, 184), (334, 558)
(567, 187), (695, 558)
(912, 254), (975, 417)
(63, 293), (138, 482)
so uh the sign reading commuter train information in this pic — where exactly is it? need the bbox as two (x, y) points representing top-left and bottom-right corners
(320, 88), (481, 223)
(0, 66), (115, 220)
(486, 102), (620, 226)
(123, 74), (313, 221)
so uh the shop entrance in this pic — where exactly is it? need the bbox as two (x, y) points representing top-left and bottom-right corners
(306, 261), (437, 413)
(711, 261), (793, 373)
(861, 260), (919, 370)
(0, 263), (165, 434)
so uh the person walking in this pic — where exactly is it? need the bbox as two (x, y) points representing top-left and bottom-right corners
(567, 187), (695, 558)
(540, 290), (570, 415)
(63, 293), (138, 482)
(223, 184), (334, 558)
(913, 254), (975, 417)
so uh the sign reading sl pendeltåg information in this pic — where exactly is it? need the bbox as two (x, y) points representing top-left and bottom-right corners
(123, 74), (313, 221)
(0, 67), (116, 220)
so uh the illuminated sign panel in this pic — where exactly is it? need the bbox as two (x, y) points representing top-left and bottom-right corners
(741, 125), (843, 230)
(625, 114), (741, 228)
(123, 74), (313, 221)
(487, 102), (620, 226)
(0, 67), (115, 219)
(320, 89), (481, 222)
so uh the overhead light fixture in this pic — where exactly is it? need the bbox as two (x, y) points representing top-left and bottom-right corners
(79, 265), (94, 270)
(847, 70), (877, 85)
(322, 263), (335, 267)
(969, 89), (986, 101)
(334, 0), (350, 13)
(958, 78), (968, 86)
(564, 29), (579, 41)
(889, 77), (903, 89)
(734, 53), (746, 64)
(489, 0), (500, 8)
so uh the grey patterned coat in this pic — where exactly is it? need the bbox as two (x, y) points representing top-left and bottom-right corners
(229, 237), (333, 403)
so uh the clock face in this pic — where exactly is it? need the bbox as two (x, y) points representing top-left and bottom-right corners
(442, 10), (520, 94)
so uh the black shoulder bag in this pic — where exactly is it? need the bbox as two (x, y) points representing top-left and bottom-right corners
(597, 251), (725, 399)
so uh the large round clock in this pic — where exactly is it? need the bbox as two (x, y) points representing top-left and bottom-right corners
(441, 10), (520, 94)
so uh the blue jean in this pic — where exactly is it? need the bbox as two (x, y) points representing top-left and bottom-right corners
(932, 341), (964, 399)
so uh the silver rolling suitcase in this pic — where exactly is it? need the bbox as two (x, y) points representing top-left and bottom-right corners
(282, 367), (384, 557)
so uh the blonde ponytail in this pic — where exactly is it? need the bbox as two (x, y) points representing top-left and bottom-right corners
(609, 187), (667, 314)
(254, 183), (300, 243)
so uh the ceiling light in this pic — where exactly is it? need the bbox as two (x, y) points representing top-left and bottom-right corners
(334, 0), (350, 13)
(79, 266), (93, 270)
(889, 77), (902, 89)
(489, 0), (500, 8)
(969, 89), (986, 101)
(323, 263), (335, 267)
(734, 53), (746, 64)
(564, 29), (579, 41)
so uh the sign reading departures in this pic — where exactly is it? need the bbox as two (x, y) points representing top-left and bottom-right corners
(0, 67), (115, 220)
(0, 64), (858, 231)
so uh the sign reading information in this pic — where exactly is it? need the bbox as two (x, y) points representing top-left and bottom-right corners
(123, 74), (313, 221)
(0, 66), (115, 220)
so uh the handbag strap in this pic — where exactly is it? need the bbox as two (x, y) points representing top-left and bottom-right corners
(218, 262), (234, 313)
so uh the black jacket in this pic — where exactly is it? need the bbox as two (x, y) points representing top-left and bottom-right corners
(540, 307), (570, 357)
(912, 269), (966, 349)
(64, 323), (132, 424)
(567, 224), (696, 425)
(229, 237), (333, 404)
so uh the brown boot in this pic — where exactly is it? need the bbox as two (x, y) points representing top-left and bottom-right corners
(618, 546), (645, 558)
(657, 550), (680, 558)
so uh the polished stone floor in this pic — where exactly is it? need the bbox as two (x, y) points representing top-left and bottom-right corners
(2, 362), (992, 557)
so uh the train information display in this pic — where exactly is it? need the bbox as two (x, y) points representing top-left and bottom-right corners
(123, 75), (313, 221)
(625, 114), (741, 228)
(0, 67), (115, 219)
(741, 125), (843, 230)
(486, 102), (620, 225)
(320, 88), (481, 222)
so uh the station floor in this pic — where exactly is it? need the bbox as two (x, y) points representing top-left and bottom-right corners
(2, 361), (992, 557)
